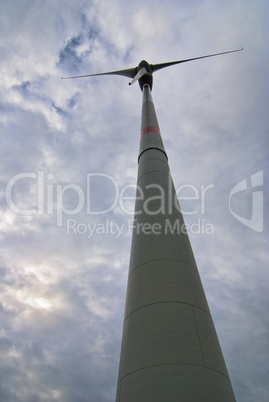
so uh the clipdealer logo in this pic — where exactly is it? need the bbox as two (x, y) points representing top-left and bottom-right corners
(5, 170), (264, 234)
(229, 170), (263, 232)
(4, 172), (214, 229)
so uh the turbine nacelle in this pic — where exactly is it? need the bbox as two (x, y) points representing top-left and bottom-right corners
(129, 60), (153, 90)
(61, 48), (243, 91)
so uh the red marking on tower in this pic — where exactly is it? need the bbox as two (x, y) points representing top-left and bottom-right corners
(141, 126), (161, 137)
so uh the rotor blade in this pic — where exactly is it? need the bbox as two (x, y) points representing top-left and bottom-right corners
(151, 48), (243, 73)
(129, 67), (148, 86)
(61, 67), (136, 80)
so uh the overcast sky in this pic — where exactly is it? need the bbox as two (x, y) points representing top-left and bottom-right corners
(0, 0), (268, 401)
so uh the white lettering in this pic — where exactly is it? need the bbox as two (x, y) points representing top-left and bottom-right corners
(5, 173), (37, 215)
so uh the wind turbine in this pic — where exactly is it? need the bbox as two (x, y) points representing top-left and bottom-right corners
(62, 48), (242, 402)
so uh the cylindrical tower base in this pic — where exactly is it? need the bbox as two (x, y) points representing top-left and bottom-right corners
(115, 86), (236, 402)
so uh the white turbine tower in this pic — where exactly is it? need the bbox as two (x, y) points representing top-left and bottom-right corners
(62, 48), (243, 402)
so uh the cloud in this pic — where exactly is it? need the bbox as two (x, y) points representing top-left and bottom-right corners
(58, 34), (85, 72)
(0, 0), (268, 401)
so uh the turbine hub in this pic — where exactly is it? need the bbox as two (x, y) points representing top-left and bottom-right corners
(138, 60), (153, 91)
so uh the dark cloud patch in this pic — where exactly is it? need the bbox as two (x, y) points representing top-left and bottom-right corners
(58, 34), (84, 72)
(0, 102), (15, 112)
(87, 26), (99, 42)
(51, 102), (67, 116)
(57, 29), (100, 74)
(67, 92), (80, 108)
(13, 81), (31, 95)
(12, 80), (48, 103)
